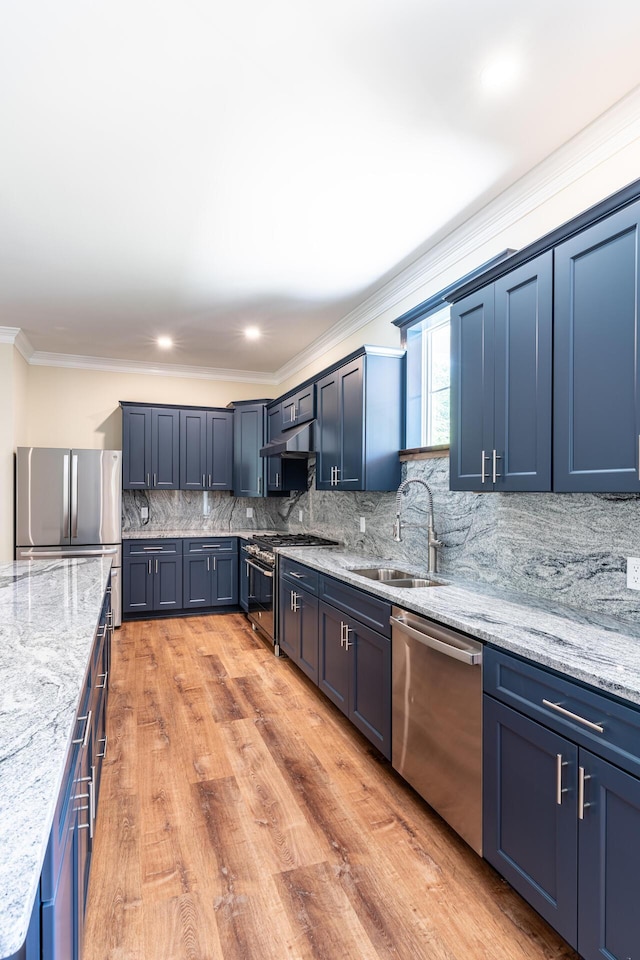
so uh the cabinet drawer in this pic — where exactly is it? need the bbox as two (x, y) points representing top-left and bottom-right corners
(319, 575), (391, 638)
(280, 558), (318, 594)
(124, 538), (182, 556)
(484, 646), (640, 778)
(184, 537), (238, 555)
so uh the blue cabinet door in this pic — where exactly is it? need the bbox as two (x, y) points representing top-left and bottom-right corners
(450, 288), (495, 490)
(180, 409), (207, 490)
(153, 555), (182, 610)
(338, 358), (364, 490)
(41, 823), (75, 960)
(122, 405), (152, 489)
(483, 696), (578, 946)
(278, 580), (298, 660)
(233, 403), (266, 497)
(316, 371), (340, 490)
(206, 410), (233, 490)
(349, 620), (391, 760)
(493, 253), (552, 492)
(297, 589), (319, 684)
(211, 555), (238, 605)
(151, 407), (180, 489)
(183, 554), (212, 608)
(123, 556), (153, 614)
(554, 200), (640, 491)
(578, 749), (640, 960)
(318, 601), (349, 713)
(282, 384), (315, 430)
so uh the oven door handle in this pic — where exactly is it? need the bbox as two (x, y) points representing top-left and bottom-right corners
(245, 558), (274, 579)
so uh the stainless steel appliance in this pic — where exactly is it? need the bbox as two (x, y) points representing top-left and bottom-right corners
(391, 606), (483, 855)
(15, 447), (122, 626)
(242, 533), (339, 650)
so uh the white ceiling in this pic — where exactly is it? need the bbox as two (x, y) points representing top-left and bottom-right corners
(2, 0), (640, 375)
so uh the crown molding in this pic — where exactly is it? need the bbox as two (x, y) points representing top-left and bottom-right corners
(27, 350), (278, 384)
(0, 326), (34, 361)
(273, 84), (640, 384)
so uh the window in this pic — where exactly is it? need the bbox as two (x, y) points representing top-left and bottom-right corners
(404, 305), (450, 449)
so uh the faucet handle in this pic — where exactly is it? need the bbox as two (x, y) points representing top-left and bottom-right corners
(392, 519), (402, 542)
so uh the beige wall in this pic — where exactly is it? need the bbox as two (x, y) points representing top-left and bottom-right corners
(279, 130), (640, 395)
(0, 345), (30, 560)
(24, 365), (276, 450)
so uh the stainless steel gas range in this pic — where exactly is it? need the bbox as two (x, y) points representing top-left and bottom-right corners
(240, 533), (339, 652)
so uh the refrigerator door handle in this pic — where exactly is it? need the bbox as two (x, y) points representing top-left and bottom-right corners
(71, 454), (79, 539)
(62, 453), (70, 537)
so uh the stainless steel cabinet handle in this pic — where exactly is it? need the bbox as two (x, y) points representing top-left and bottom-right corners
(148, 559), (152, 574)
(97, 735), (108, 759)
(153, 473), (157, 486)
(202, 474), (206, 487)
(147, 473), (150, 487)
(208, 474), (212, 487)
(578, 766), (592, 820)
(390, 615), (482, 665)
(155, 558), (158, 574)
(258, 476), (262, 494)
(201, 544), (222, 548)
(96, 671), (108, 689)
(142, 546), (163, 551)
(291, 591), (300, 612)
(556, 753), (569, 805)
(73, 709), (92, 748)
(213, 557), (216, 571)
(481, 449), (487, 484)
(334, 466), (340, 485)
(21, 548), (119, 558)
(344, 624), (353, 650)
(275, 472), (279, 489)
(288, 571), (305, 579)
(492, 449), (502, 483)
(340, 621), (346, 647)
(207, 556), (210, 572)
(542, 699), (604, 733)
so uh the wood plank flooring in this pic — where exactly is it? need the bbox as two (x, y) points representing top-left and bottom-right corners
(83, 614), (580, 960)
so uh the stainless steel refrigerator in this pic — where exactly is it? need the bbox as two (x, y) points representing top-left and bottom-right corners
(15, 447), (122, 625)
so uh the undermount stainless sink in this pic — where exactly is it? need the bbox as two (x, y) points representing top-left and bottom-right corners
(351, 567), (412, 581)
(350, 568), (444, 588)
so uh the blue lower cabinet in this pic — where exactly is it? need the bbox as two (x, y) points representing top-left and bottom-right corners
(183, 544), (238, 609)
(279, 581), (319, 683)
(318, 600), (391, 759)
(41, 821), (75, 960)
(153, 555), (182, 610)
(578, 750), (640, 960)
(483, 696), (578, 946)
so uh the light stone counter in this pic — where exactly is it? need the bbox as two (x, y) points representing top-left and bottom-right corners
(0, 558), (112, 960)
(122, 528), (267, 540)
(276, 547), (640, 707)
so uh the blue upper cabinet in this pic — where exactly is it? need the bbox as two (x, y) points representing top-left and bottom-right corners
(554, 200), (640, 491)
(450, 252), (552, 492)
(179, 409), (233, 491)
(233, 401), (268, 497)
(281, 383), (315, 430)
(315, 347), (404, 492)
(122, 404), (179, 490)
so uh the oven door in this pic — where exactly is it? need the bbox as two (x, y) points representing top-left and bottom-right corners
(246, 557), (275, 643)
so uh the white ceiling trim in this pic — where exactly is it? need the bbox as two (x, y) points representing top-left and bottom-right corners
(274, 83), (640, 384)
(27, 349), (278, 384)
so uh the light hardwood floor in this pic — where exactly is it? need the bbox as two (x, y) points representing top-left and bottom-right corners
(84, 614), (579, 960)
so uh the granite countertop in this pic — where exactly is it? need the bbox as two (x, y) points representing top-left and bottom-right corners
(276, 546), (640, 707)
(122, 528), (276, 540)
(0, 558), (112, 959)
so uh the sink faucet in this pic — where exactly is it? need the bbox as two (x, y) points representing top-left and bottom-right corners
(393, 478), (443, 576)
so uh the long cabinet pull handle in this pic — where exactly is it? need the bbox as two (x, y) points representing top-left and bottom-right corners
(638, 435), (640, 482)
(73, 709), (92, 748)
(62, 453), (70, 536)
(542, 699), (604, 733)
(147, 473), (150, 487)
(202, 474), (205, 487)
(578, 766), (592, 820)
(492, 449), (501, 483)
(288, 572), (305, 579)
(155, 559), (158, 574)
(209, 474), (212, 487)
(97, 735), (108, 759)
(148, 559), (152, 575)
(555, 753), (569, 805)
(481, 450), (486, 484)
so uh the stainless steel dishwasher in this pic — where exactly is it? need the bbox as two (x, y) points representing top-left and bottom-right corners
(391, 606), (483, 855)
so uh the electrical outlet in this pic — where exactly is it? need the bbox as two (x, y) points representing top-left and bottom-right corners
(627, 557), (640, 590)
(298, 509), (303, 522)
(246, 507), (254, 519)
(359, 516), (366, 533)
(140, 505), (149, 521)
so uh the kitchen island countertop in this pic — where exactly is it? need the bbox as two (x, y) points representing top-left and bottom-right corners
(0, 557), (112, 960)
(276, 546), (640, 708)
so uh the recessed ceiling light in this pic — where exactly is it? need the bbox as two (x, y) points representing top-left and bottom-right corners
(245, 327), (261, 340)
(480, 53), (522, 96)
(157, 336), (173, 349)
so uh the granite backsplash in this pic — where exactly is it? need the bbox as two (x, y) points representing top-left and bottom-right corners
(123, 456), (640, 624)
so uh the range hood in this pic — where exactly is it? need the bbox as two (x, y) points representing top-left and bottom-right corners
(260, 422), (314, 458)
